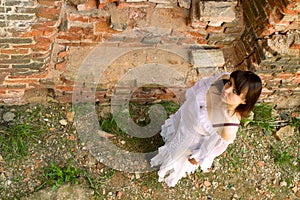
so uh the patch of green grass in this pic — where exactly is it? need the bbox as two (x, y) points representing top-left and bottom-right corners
(141, 172), (162, 189)
(84, 168), (116, 196)
(289, 117), (300, 130)
(159, 101), (180, 116)
(98, 101), (178, 153)
(39, 160), (81, 191)
(271, 144), (295, 166)
(0, 123), (42, 163)
(252, 104), (273, 121)
(128, 101), (179, 127)
(100, 114), (126, 135)
(245, 103), (276, 134)
(103, 169), (115, 179)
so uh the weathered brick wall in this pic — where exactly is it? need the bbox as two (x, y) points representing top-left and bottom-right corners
(0, 0), (63, 103)
(0, 0), (299, 108)
(227, 0), (299, 108)
(230, 0), (299, 69)
(0, 0), (242, 104)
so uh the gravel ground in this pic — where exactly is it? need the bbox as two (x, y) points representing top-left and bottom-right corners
(0, 102), (299, 200)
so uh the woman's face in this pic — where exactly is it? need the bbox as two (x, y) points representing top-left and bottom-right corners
(221, 77), (246, 107)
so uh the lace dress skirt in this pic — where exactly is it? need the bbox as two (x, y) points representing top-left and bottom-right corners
(150, 73), (233, 187)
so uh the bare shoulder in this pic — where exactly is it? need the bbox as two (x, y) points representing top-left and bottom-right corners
(236, 112), (242, 121)
(221, 126), (238, 142)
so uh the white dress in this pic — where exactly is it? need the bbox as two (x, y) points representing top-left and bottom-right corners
(150, 72), (236, 187)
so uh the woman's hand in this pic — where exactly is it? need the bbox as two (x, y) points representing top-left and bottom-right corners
(188, 157), (199, 165)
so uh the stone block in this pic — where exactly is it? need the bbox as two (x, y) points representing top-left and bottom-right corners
(37, 0), (62, 6)
(141, 36), (162, 44)
(0, 37), (33, 44)
(199, 1), (236, 26)
(191, 49), (225, 68)
(155, 3), (175, 8)
(12, 62), (44, 69)
(4, 0), (36, 7)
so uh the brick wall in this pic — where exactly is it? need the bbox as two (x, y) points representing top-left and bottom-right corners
(229, 0), (299, 69)
(0, 0), (63, 103)
(227, 0), (299, 108)
(0, 0), (299, 108)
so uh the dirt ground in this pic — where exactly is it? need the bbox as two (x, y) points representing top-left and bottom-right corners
(0, 101), (299, 200)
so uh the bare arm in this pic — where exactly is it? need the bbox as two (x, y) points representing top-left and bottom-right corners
(221, 126), (238, 142)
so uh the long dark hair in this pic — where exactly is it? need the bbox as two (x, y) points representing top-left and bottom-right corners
(230, 70), (262, 118)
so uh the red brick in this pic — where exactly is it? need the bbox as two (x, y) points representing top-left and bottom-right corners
(0, 49), (29, 54)
(27, 69), (49, 79)
(69, 26), (84, 34)
(283, 7), (299, 15)
(258, 73), (273, 80)
(196, 39), (208, 45)
(286, 2), (299, 10)
(24, 27), (56, 37)
(83, 34), (96, 40)
(69, 14), (90, 23)
(32, 41), (51, 52)
(22, 29), (44, 37)
(290, 43), (300, 49)
(58, 51), (68, 59)
(94, 21), (117, 34)
(0, 89), (6, 94)
(79, 42), (98, 46)
(261, 87), (273, 95)
(31, 51), (51, 60)
(36, 7), (61, 19)
(206, 26), (224, 33)
(190, 21), (208, 29)
(34, 36), (54, 44)
(259, 24), (277, 36)
(82, 27), (97, 40)
(32, 21), (58, 29)
(0, 65), (10, 68)
(58, 42), (81, 46)
(277, 72), (294, 79)
(4, 78), (39, 84)
(186, 31), (206, 39)
(57, 33), (82, 41)
(55, 85), (74, 91)
(55, 60), (67, 71)
(77, 0), (97, 11)
(37, 0), (61, 6)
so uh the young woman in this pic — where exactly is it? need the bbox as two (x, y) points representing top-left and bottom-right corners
(150, 70), (262, 187)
